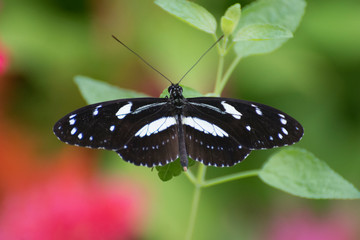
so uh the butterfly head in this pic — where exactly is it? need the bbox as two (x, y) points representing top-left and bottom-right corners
(168, 84), (184, 100)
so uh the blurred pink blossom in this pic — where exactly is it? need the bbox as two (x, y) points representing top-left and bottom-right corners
(0, 43), (8, 76)
(264, 208), (359, 240)
(0, 78), (150, 239)
(0, 153), (149, 240)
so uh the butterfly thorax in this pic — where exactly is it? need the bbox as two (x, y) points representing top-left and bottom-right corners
(168, 84), (186, 109)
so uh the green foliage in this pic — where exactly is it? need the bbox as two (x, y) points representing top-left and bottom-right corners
(221, 4), (241, 36)
(156, 159), (196, 181)
(238, 0), (306, 32)
(155, 0), (216, 34)
(259, 148), (360, 199)
(233, 24), (293, 41)
(155, 0), (305, 59)
(74, 76), (148, 104)
(155, 0), (306, 95)
(156, 159), (183, 181)
(234, 0), (306, 57)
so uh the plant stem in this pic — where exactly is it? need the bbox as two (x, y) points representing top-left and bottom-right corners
(215, 55), (224, 96)
(202, 169), (260, 188)
(185, 165), (207, 240)
(185, 35), (243, 240)
(185, 185), (201, 240)
(214, 55), (242, 96)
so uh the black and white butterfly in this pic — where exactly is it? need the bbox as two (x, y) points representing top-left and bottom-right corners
(53, 36), (303, 171)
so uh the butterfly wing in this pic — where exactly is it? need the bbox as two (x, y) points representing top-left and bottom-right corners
(183, 122), (252, 167)
(182, 97), (303, 166)
(53, 98), (180, 167)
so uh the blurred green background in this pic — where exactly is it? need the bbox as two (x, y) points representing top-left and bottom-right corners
(0, 0), (359, 239)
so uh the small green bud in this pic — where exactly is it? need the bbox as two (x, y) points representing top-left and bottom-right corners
(221, 3), (241, 36)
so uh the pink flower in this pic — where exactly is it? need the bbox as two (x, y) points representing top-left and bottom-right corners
(264, 207), (359, 240)
(0, 150), (149, 240)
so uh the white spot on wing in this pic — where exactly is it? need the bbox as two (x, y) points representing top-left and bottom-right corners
(182, 117), (229, 137)
(255, 108), (263, 116)
(71, 127), (77, 135)
(110, 125), (115, 132)
(278, 133), (283, 139)
(246, 125), (251, 131)
(78, 133), (83, 139)
(280, 118), (287, 125)
(89, 136), (93, 141)
(69, 114), (77, 119)
(69, 119), (76, 125)
(93, 105), (102, 116)
(221, 101), (242, 119)
(251, 104), (263, 116)
(116, 102), (132, 119)
(282, 127), (288, 135)
(135, 117), (176, 137)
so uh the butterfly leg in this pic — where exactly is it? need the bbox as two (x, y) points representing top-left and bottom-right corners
(176, 114), (188, 171)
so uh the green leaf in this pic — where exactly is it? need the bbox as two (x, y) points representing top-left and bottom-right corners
(74, 75), (148, 104)
(234, 0), (306, 57)
(159, 85), (203, 98)
(156, 158), (196, 182)
(233, 24), (293, 41)
(155, 0), (217, 34)
(259, 148), (360, 199)
(156, 159), (183, 182)
(221, 3), (241, 36)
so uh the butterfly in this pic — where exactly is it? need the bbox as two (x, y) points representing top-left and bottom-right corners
(53, 36), (303, 171)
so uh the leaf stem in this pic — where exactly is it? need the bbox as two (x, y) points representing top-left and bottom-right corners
(184, 168), (197, 185)
(202, 169), (260, 188)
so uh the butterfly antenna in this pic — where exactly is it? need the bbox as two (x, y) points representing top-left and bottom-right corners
(177, 35), (224, 84)
(112, 35), (173, 84)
